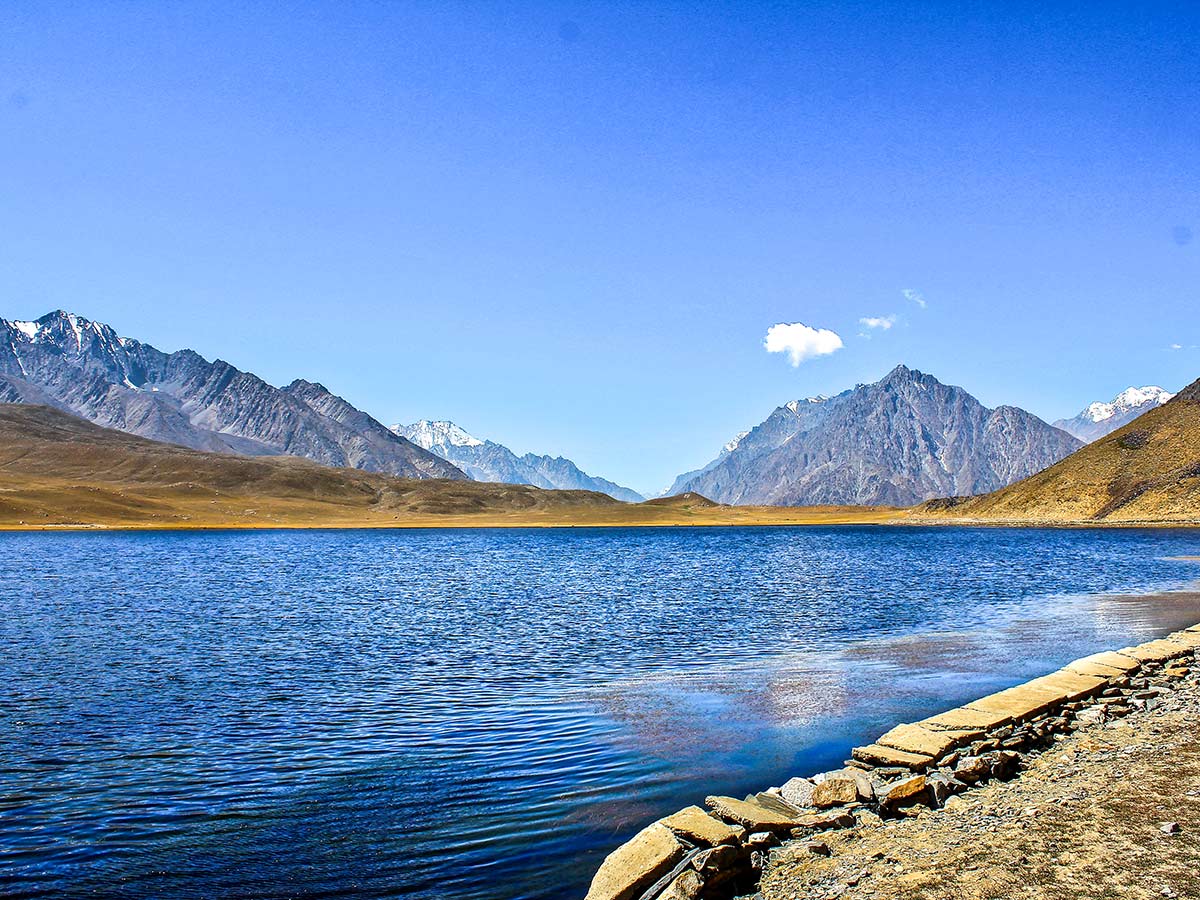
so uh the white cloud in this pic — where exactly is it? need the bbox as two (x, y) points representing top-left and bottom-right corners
(1170, 343), (1184, 350)
(859, 315), (896, 330)
(763, 322), (844, 366)
(902, 288), (927, 309)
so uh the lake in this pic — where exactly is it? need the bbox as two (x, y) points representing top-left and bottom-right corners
(2, 526), (1199, 899)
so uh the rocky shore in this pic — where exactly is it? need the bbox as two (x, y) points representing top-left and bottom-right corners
(583, 625), (1200, 900)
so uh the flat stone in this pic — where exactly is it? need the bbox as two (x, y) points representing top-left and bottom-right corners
(585, 822), (685, 900)
(705, 796), (799, 831)
(1026, 670), (1108, 702)
(811, 777), (859, 807)
(1065, 650), (1141, 676)
(1167, 631), (1200, 649)
(879, 774), (928, 809)
(1120, 639), (1191, 664)
(752, 792), (806, 818)
(877, 722), (981, 759)
(966, 682), (1072, 722)
(658, 806), (741, 846)
(850, 743), (934, 771)
(780, 777), (815, 809)
(920, 706), (1013, 731)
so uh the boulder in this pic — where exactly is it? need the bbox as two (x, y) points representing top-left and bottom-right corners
(705, 796), (799, 831)
(925, 772), (966, 806)
(812, 777), (859, 808)
(953, 756), (991, 784)
(780, 777), (815, 809)
(691, 844), (738, 876)
(585, 822), (685, 900)
(879, 774), (928, 810)
(658, 806), (741, 846)
(659, 869), (704, 900)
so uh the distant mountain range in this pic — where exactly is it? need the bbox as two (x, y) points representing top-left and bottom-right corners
(1052, 386), (1175, 443)
(667, 365), (1083, 507)
(0, 311), (464, 480)
(923, 376), (1200, 523)
(395, 420), (644, 502)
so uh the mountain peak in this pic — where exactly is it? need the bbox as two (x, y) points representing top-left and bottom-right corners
(395, 419), (484, 450)
(1055, 384), (1176, 443)
(879, 363), (929, 386)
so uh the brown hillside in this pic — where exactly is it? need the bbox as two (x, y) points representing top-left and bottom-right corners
(0, 405), (902, 529)
(917, 377), (1200, 523)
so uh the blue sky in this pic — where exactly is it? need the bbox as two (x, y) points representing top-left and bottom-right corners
(1, 2), (1197, 494)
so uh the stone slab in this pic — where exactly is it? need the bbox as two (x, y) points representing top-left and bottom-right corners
(657, 806), (741, 846)
(705, 795), (798, 831)
(966, 684), (1065, 722)
(1065, 657), (1137, 676)
(1167, 630), (1200, 649)
(876, 722), (981, 759)
(585, 822), (685, 900)
(1026, 670), (1108, 702)
(920, 706), (1013, 731)
(851, 743), (934, 771)
(1120, 639), (1192, 663)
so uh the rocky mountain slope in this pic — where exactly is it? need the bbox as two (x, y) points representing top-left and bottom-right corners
(920, 375), (1200, 522)
(395, 419), (644, 502)
(0, 311), (464, 480)
(1053, 386), (1175, 443)
(669, 365), (1082, 507)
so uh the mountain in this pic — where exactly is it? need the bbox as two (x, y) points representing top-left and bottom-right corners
(661, 430), (749, 497)
(1053, 386), (1175, 443)
(0, 404), (623, 528)
(920, 376), (1200, 523)
(667, 365), (1083, 507)
(394, 419), (644, 502)
(0, 310), (464, 480)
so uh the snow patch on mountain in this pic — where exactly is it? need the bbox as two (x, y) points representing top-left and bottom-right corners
(1055, 385), (1176, 443)
(397, 419), (484, 451)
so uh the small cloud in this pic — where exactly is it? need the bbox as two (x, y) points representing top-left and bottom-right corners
(859, 315), (896, 331)
(764, 322), (843, 366)
(1170, 343), (1184, 350)
(902, 288), (927, 309)
(1173, 225), (1193, 247)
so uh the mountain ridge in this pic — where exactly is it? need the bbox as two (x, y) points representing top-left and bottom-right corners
(394, 419), (644, 502)
(1053, 385), (1175, 443)
(0, 310), (465, 480)
(668, 365), (1083, 507)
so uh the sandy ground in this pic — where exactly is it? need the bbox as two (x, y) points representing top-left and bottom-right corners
(761, 669), (1200, 900)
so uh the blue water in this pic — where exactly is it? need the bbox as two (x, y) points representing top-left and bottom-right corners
(2, 526), (1199, 900)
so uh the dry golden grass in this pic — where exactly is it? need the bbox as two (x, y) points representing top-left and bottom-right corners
(0, 405), (903, 530)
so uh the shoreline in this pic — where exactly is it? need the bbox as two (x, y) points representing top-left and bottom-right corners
(2, 515), (1200, 533)
(582, 622), (1200, 900)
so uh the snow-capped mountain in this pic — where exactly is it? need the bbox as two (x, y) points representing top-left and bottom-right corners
(393, 420), (644, 502)
(1053, 386), (1176, 443)
(0, 310), (465, 480)
(667, 365), (1082, 507)
(402, 419), (486, 452)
